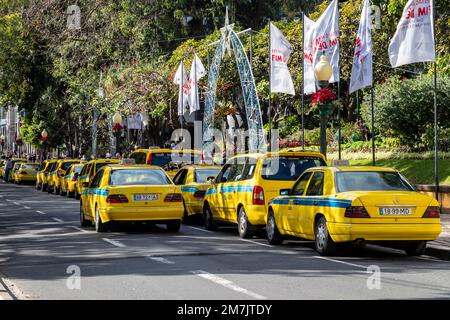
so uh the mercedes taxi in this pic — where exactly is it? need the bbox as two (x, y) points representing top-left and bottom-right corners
(13, 163), (40, 184)
(61, 163), (85, 198)
(75, 159), (120, 199)
(203, 151), (327, 238)
(47, 159), (83, 194)
(266, 166), (442, 256)
(79, 165), (184, 232)
(37, 159), (58, 191)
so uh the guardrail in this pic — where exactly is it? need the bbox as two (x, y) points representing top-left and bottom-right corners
(415, 185), (450, 214)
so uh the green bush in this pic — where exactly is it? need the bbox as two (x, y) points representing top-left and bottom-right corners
(360, 75), (450, 151)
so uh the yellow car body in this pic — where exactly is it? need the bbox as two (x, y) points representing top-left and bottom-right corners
(203, 151), (327, 238)
(0, 160), (5, 179)
(75, 159), (120, 199)
(130, 148), (204, 179)
(79, 165), (184, 232)
(8, 159), (28, 182)
(172, 165), (222, 218)
(61, 164), (85, 197)
(266, 166), (442, 256)
(37, 160), (58, 191)
(47, 159), (83, 194)
(13, 163), (39, 184)
(36, 160), (49, 189)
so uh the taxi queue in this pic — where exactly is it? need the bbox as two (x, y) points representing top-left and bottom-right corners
(0, 148), (442, 256)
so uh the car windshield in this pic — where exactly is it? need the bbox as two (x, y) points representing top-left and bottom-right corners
(335, 171), (414, 192)
(195, 169), (221, 183)
(61, 161), (79, 171)
(95, 162), (114, 172)
(109, 169), (172, 186)
(151, 152), (201, 167)
(22, 164), (39, 169)
(262, 156), (326, 181)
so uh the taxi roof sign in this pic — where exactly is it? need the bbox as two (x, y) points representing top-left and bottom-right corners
(120, 158), (136, 165)
(331, 159), (350, 167)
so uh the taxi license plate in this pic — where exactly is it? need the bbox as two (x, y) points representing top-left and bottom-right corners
(133, 194), (159, 201)
(379, 207), (412, 215)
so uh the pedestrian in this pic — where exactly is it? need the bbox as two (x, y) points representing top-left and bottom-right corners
(4, 157), (12, 182)
(105, 152), (112, 159)
(114, 152), (121, 159)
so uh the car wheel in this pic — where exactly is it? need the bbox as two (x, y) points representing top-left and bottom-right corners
(79, 201), (91, 227)
(66, 185), (72, 198)
(47, 184), (52, 193)
(75, 189), (80, 200)
(95, 205), (108, 232)
(36, 182), (40, 190)
(404, 241), (427, 256)
(266, 211), (283, 245)
(238, 207), (253, 239)
(315, 216), (336, 256)
(167, 220), (181, 232)
(204, 203), (216, 231)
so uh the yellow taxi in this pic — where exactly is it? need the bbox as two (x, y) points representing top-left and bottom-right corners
(79, 165), (184, 232)
(130, 148), (204, 178)
(13, 163), (40, 184)
(37, 160), (58, 191)
(75, 159), (120, 199)
(266, 166), (442, 256)
(7, 158), (28, 182)
(61, 163), (85, 198)
(203, 151), (327, 238)
(172, 165), (221, 220)
(47, 159), (83, 194)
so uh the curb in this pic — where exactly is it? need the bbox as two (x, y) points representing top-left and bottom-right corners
(425, 244), (450, 261)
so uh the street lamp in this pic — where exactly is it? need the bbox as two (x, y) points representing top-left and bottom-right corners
(112, 113), (123, 155)
(313, 55), (335, 157)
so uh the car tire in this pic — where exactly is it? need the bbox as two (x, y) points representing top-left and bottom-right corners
(315, 216), (337, 256)
(36, 182), (40, 190)
(167, 220), (181, 232)
(66, 185), (72, 198)
(204, 203), (216, 231)
(75, 188), (80, 200)
(238, 207), (253, 239)
(47, 185), (52, 193)
(57, 186), (63, 196)
(95, 205), (108, 233)
(79, 201), (91, 227)
(266, 211), (283, 245)
(404, 241), (427, 256)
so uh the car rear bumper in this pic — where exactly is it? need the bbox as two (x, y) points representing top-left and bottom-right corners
(246, 204), (267, 226)
(101, 206), (184, 223)
(185, 200), (203, 216)
(327, 222), (442, 242)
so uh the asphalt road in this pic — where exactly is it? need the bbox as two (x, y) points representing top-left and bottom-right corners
(0, 180), (449, 300)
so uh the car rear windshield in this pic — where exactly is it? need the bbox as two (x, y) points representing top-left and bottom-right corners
(109, 169), (172, 186)
(96, 162), (115, 172)
(151, 152), (201, 167)
(195, 169), (221, 183)
(22, 164), (39, 169)
(61, 161), (79, 171)
(261, 156), (326, 181)
(335, 171), (414, 192)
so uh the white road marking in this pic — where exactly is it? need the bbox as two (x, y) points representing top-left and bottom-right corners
(52, 218), (64, 223)
(13, 202), (19, 205)
(23, 206), (31, 210)
(191, 270), (266, 300)
(68, 226), (88, 233)
(36, 211), (46, 215)
(185, 226), (212, 233)
(240, 238), (272, 247)
(147, 256), (175, 265)
(313, 256), (367, 269)
(102, 238), (126, 248)
(5, 199), (12, 202)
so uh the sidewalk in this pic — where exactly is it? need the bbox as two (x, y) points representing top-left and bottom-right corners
(426, 214), (450, 260)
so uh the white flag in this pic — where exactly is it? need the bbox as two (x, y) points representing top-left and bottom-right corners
(388, 0), (435, 67)
(311, 0), (340, 84)
(303, 15), (316, 95)
(270, 22), (295, 95)
(349, 0), (373, 94)
(187, 53), (206, 113)
(174, 61), (188, 116)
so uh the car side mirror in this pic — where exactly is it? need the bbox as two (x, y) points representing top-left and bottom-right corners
(280, 188), (291, 196)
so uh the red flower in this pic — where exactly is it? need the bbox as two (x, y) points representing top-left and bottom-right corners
(310, 88), (336, 105)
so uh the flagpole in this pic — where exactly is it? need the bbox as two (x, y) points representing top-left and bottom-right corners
(371, 86), (375, 166)
(180, 58), (184, 135)
(301, 12), (305, 151)
(432, 0), (439, 201)
(337, 81), (341, 160)
(268, 20), (272, 151)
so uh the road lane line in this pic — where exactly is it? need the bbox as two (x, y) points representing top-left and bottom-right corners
(185, 226), (212, 233)
(102, 238), (126, 248)
(13, 202), (19, 205)
(313, 256), (367, 269)
(52, 218), (64, 223)
(147, 256), (175, 265)
(68, 226), (89, 233)
(240, 239), (272, 247)
(23, 206), (31, 210)
(36, 211), (46, 215)
(191, 270), (266, 300)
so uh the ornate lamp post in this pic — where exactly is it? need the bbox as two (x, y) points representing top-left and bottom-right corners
(313, 55), (335, 157)
(41, 129), (48, 160)
(112, 113), (123, 155)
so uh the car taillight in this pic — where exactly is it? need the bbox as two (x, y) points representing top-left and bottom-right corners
(146, 153), (153, 165)
(194, 190), (206, 199)
(253, 186), (265, 205)
(44, 172), (48, 176)
(164, 193), (183, 202)
(106, 194), (129, 204)
(422, 206), (440, 218)
(344, 206), (371, 218)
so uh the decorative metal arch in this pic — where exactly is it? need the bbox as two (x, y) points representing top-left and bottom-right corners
(202, 31), (266, 153)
